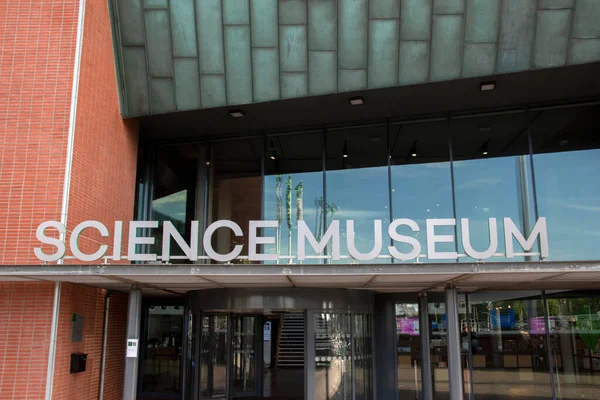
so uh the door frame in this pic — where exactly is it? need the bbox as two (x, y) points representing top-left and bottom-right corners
(229, 314), (264, 399)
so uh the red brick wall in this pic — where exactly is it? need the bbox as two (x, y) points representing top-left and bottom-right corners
(0, 282), (55, 399)
(52, 283), (105, 400)
(103, 292), (129, 400)
(0, 0), (79, 264)
(65, 0), (138, 264)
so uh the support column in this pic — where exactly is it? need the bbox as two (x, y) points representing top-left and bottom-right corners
(445, 286), (464, 400)
(373, 295), (398, 400)
(122, 289), (142, 400)
(420, 293), (433, 400)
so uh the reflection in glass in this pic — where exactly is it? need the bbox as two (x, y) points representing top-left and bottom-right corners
(326, 126), (390, 263)
(209, 138), (263, 260)
(468, 292), (553, 399)
(315, 313), (353, 400)
(390, 121), (454, 262)
(530, 104), (600, 261)
(452, 113), (535, 262)
(143, 305), (184, 393)
(152, 145), (200, 259)
(396, 303), (421, 398)
(199, 315), (228, 398)
(231, 316), (257, 395)
(545, 293), (600, 400)
(263, 132), (323, 263)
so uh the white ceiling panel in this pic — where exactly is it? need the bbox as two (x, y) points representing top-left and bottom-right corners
(225, 282), (293, 288)
(125, 275), (210, 284)
(210, 275), (291, 284)
(369, 274), (460, 284)
(290, 276), (372, 285)
(462, 272), (562, 283)
(544, 272), (600, 281)
(0, 276), (37, 281)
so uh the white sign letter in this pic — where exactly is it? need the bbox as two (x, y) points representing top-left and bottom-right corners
(461, 218), (498, 260)
(297, 220), (340, 261)
(426, 219), (458, 260)
(203, 220), (244, 262)
(128, 221), (158, 261)
(162, 221), (199, 262)
(389, 219), (422, 261)
(70, 221), (110, 262)
(113, 221), (123, 261)
(34, 221), (67, 262)
(504, 217), (548, 258)
(249, 220), (278, 261)
(347, 220), (383, 261)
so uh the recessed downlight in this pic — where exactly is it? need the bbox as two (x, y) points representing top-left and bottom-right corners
(348, 96), (364, 106)
(480, 81), (496, 91)
(229, 110), (245, 118)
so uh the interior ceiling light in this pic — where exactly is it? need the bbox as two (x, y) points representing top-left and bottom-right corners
(342, 140), (348, 158)
(410, 141), (417, 157)
(229, 110), (245, 118)
(348, 96), (364, 106)
(480, 81), (496, 91)
(270, 150), (276, 160)
(481, 139), (490, 156)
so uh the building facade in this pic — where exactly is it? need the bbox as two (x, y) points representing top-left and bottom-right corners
(1, 1), (600, 400)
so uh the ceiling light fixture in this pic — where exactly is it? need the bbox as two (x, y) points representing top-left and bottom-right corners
(480, 81), (496, 91)
(229, 110), (245, 118)
(342, 140), (348, 158)
(410, 141), (417, 157)
(348, 96), (364, 106)
(481, 139), (489, 156)
(270, 150), (276, 160)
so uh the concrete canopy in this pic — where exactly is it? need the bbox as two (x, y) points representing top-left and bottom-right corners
(110, 0), (600, 118)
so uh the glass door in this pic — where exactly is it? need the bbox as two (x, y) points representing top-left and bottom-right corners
(199, 314), (229, 399)
(231, 315), (261, 398)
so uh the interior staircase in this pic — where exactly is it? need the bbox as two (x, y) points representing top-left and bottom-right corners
(276, 313), (304, 368)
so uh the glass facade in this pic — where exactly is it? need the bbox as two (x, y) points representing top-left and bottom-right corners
(140, 103), (600, 265)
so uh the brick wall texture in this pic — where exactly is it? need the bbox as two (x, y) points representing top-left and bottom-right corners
(0, 0), (138, 398)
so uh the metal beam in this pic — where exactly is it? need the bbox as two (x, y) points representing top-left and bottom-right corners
(445, 286), (464, 400)
(122, 289), (142, 400)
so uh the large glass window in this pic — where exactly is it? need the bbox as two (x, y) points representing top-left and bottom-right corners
(208, 138), (263, 261)
(390, 121), (454, 262)
(468, 291), (553, 399)
(263, 131), (324, 263)
(530, 104), (600, 261)
(452, 112), (535, 262)
(326, 125), (390, 264)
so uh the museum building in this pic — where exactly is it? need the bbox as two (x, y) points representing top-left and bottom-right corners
(1, 1), (600, 400)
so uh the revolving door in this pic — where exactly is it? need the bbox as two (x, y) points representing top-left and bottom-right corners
(199, 314), (263, 399)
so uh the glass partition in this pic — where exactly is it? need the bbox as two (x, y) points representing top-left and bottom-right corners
(396, 302), (421, 398)
(467, 291), (553, 399)
(314, 313), (373, 399)
(545, 292), (600, 400)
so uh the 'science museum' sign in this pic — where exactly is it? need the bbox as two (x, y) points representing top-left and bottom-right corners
(34, 218), (549, 263)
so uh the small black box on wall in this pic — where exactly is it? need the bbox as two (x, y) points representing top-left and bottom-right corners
(70, 353), (87, 373)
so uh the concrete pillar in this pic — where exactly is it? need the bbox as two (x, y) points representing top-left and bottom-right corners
(419, 293), (433, 400)
(122, 289), (142, 400)
(445, 286), (464, 400)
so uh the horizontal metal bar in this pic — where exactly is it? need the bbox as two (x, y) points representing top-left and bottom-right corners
(1, 260), (599, 277)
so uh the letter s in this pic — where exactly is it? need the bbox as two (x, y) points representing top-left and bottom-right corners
(34, 221), (66, 262)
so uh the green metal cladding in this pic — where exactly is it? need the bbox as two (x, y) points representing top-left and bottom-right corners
(111, 0), (600, 117)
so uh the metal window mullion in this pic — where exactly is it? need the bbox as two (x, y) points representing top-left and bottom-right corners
(465, 294), (475, 400)
(322, 129), (328, 263)
(542, 290), (558, 400)
(448, 121), (459, 259)
(350, 314), (356, 400)
(386, 120), (394, 264)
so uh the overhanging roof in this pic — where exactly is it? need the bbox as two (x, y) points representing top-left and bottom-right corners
(1, 261), (599, 296)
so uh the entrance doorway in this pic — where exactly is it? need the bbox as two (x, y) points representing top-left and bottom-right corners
(198, 312), (305, 400)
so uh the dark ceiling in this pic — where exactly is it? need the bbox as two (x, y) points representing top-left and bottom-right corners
(140, 62), (600, 142)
